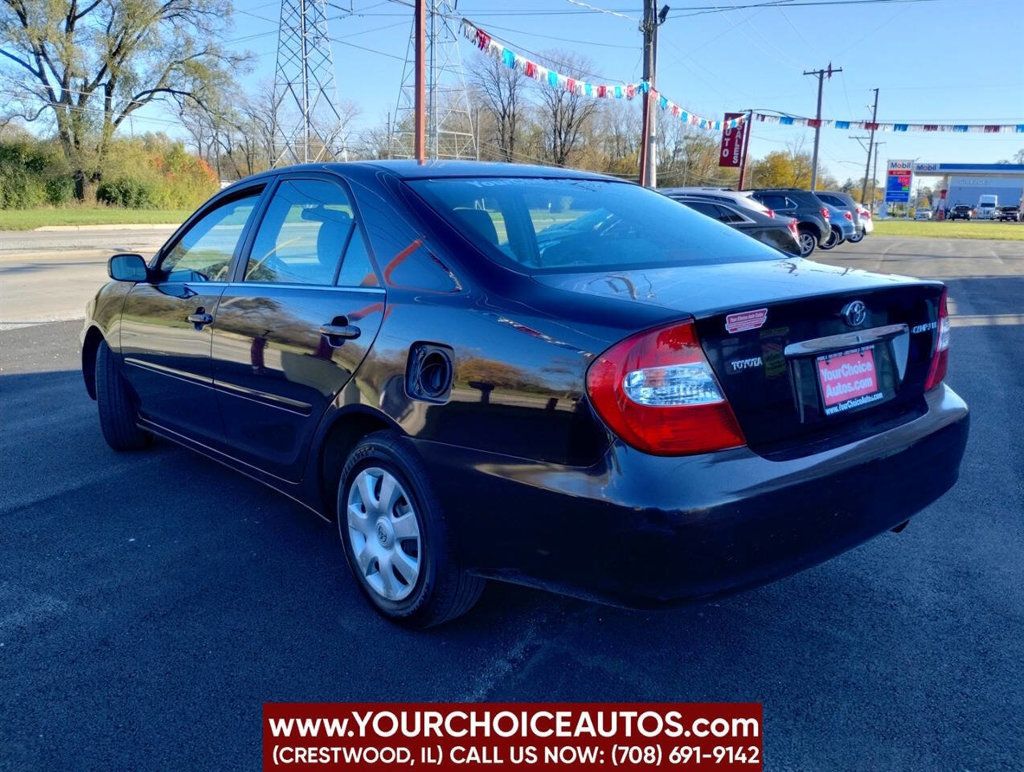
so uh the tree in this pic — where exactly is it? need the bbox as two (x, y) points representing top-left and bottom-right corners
(534, 51), (598, 167)
(471, 50), (526, 163)
(0, 0), (245, 199)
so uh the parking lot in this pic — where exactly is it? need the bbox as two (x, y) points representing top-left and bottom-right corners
(1, 230), (1022, 769)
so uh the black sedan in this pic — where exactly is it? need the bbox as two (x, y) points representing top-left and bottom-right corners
(82, 161), (969, 627)
(664, 192), (801, 254)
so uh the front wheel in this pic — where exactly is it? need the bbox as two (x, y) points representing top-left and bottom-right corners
(95, 340), (151, 451)
(338, 431), (485, 628)
(819, 226), (843, 250)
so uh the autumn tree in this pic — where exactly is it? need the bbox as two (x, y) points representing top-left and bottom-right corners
(0, 0), (245, 199)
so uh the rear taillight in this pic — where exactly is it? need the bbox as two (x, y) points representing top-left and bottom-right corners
(586, 320), (745, 455)
(766, 208), (775, 218)
(821, 207), (830, 220)
(843, 210), (853, 221)
(924, 289), (950, 391)
(861, 210), (871, 220)
(787, 218), (799, 237)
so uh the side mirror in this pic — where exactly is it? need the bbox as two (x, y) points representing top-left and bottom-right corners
(108, 253), (149, 282)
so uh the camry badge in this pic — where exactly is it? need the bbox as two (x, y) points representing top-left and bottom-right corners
(841, 300), (867, 328)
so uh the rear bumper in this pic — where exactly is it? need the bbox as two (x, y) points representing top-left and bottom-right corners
(416, 385), (969, 607)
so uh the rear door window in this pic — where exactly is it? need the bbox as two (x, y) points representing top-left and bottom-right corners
(245, 179), (355, 285)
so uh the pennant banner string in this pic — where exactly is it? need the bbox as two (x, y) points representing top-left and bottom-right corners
(752, 111), (1024, 134)
(462, 20), (1021, 135)
(461, 19), (744, 133)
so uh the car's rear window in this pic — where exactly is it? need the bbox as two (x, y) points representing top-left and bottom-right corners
(407, 177), (777, 273)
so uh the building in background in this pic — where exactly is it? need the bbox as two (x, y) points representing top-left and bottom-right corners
(910, 163), (1024, 214)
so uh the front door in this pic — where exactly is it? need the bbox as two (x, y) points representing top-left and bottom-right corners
(120, 189), (264, 443)
(210, 176), (385, 481)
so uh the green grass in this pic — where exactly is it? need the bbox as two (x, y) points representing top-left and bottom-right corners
(873, 219), (1024, 240)
(0, 207), (192, 230)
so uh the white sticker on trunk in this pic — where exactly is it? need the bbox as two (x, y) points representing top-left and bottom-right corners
(725, 308), (768, 334)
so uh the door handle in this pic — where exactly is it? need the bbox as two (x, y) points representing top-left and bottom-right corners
(319, 323), (361, 345)
(187, 309), (214, 330)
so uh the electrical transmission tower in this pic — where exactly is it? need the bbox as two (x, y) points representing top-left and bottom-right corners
(391, 0), (477, 160)
(273, 0), (346, 165)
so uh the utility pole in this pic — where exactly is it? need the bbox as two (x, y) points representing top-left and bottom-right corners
(803, 62), (842, 190)
(870, 141), (885, 212)
(414, 0), (426, 163)
(639, 3), (669, 188)
(860, 87), (879, 205)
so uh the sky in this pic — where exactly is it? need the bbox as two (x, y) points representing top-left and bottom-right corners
(133, 0), (1024, 184)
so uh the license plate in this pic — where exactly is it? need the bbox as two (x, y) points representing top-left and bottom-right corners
(815, 346), (884, 416)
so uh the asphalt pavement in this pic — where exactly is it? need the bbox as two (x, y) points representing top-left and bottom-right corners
(1, 233), (1022, 770)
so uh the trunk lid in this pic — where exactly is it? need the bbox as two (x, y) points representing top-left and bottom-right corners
(535, 258), (945, 458)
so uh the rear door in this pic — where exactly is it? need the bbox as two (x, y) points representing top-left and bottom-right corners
(210, 174), (385, 480)
(120, 187), (265, 442)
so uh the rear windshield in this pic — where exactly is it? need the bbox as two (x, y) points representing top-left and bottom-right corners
(407, 177), (776, 273)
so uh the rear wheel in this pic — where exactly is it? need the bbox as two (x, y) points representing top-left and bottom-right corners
(819, 226), (843, 250)
(797, 228), (817, 257)
(337, 431), (484, 627)
(848, 229), (864, 243)
(95, 340), (151, 451)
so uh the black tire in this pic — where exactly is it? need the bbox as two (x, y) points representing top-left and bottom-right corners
(95, 340), (151, 451)
(337, 430), (484, 628)
(847, 229), (864, 243)
(797, 227), (817, 257)
(819, 226), (843, 250)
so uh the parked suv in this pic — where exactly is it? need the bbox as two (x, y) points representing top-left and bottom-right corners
(817, 190), (865, 242)
(994, 206), (1020, 222)
(948, 204), (973, 221)
(747, 188), (832, 257)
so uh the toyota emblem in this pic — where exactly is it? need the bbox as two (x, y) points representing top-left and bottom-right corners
(841, 300), (867, 328)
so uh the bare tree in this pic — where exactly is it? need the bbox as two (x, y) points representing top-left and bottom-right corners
(0, 0), (246, 199)
(471, 50), (526, 162)
(534, 51), (599, 167)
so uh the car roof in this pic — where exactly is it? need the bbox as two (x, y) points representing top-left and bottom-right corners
(246, 159), (622, 182)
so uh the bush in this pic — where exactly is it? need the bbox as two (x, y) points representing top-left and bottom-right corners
(97, 177), (156, 208)
(44, 176), (75, 206)
(0, 140), (50, 208)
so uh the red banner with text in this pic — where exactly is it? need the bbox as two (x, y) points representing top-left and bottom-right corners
(719, 113), (747, 168)
(263, 702), (762, 770)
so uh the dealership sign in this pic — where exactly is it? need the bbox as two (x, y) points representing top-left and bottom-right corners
(719, 113), (747, 167)
(885, 159), (914, 203)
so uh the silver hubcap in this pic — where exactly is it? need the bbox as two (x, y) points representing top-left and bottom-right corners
(800, 233), (815, 254)
(346, 467), (421, 602)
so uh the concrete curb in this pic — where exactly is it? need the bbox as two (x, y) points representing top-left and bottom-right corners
(33, 223), (178, 232)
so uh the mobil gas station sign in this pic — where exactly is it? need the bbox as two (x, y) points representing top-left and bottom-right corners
(885, 159), (914, 203)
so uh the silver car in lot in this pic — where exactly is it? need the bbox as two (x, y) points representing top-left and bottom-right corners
(818, 191), (865, 243)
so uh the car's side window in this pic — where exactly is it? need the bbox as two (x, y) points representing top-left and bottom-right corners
(161, 193), (261, 282)
(718, 205), (747, 224)
(245, 179), (355, 285)
(685, 200), (723, 220)
(337, 227), (378, 287)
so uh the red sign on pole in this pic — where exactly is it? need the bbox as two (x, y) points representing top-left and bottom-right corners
(719, 112), (746, 168)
